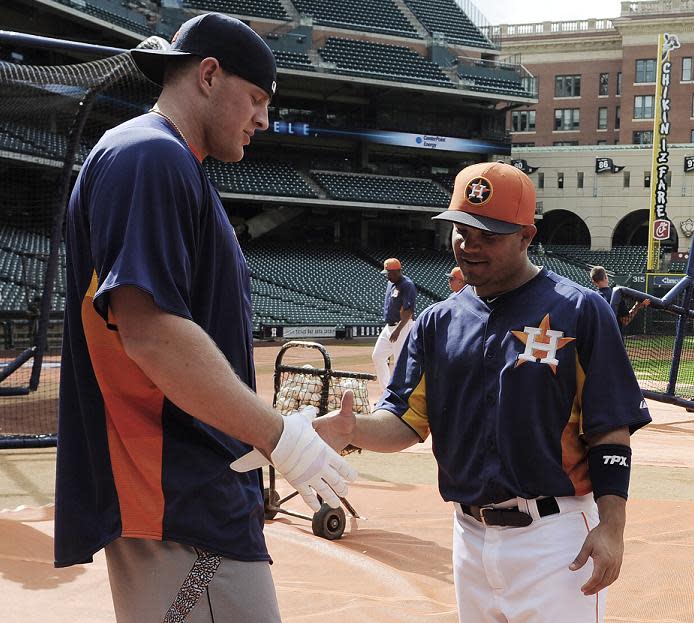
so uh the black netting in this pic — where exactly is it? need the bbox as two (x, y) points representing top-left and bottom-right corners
(0, 45), (162, 446)
(620, 287), (694, 405)
(273, 344), (375, 456)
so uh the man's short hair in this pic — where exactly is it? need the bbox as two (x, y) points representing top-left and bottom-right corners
(162, 55), (201, 86)
(590, 266), (607, 283)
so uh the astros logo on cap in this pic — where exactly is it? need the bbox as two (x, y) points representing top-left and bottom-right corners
(466, 177), (493, 205)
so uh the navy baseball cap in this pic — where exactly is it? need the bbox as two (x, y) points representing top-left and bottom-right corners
(131, 13), (277, 98)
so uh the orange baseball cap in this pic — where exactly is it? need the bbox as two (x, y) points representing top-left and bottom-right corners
(381, 257), (402, 274)
(432, 161), (536, 234)
(447, 266), (463, 280)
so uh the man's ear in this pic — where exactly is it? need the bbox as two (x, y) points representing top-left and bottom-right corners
(520, 224), (537, 249)
(198, 57), (222, 92)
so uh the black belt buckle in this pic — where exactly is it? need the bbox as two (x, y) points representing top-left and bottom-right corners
(479, 506), (533, 528)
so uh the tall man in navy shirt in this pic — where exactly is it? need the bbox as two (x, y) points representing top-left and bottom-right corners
(371, 257), (417, 391)
(319, 162), (650, 623)
(56, 14), (355, 623)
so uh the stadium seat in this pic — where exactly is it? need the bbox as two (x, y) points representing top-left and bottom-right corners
(318, 38), (454, 88)
(312, 171), (450, 207)
(293, 0), (419, 39)
(182, 0), (290, 21)
(403, 0), (494, 49)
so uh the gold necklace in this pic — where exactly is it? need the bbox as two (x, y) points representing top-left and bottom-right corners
(150, 105), (190, 150)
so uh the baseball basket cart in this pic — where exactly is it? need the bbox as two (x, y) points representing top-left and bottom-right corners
(264, 340), (375, 540)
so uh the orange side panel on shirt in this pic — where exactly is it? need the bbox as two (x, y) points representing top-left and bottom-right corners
(561, 353), (591, 496)
(82, 273), (165, 539)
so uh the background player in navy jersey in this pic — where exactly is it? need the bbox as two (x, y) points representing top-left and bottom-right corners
(56, 14), (355, 623)
(591, 265), (649, 332)
(317, 161), (651, 622)
(371, 257), (417, 391)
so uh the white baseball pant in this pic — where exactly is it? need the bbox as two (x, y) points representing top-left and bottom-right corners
(453, 494), (606, 623)
(371, 319), (413, 391)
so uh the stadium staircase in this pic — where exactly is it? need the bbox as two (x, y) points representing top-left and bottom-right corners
(391, 0), (430, 39)
(277, 0), (301, 20)
(402, 0), (494, 49)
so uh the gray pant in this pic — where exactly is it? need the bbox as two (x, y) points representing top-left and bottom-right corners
(105, 537), (282, 623)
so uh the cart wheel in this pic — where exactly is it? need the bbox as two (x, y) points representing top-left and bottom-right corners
(312, 503), (346, 540)
(264, 488), (280, 520)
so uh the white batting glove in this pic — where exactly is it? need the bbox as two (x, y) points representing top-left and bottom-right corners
(230, 410), (357, 512)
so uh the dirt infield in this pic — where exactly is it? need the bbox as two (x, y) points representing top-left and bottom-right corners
(1, 339), (693, 622)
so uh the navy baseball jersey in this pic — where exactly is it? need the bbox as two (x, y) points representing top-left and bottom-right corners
(384, 275), (417, 324)
(377, 268), (651, 506)
(56, 113), (268, 567)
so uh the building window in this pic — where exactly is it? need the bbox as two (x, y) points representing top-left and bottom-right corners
(684, 57), (692, 81)
(617, 72), (622, 95)
(557, 172), (564, 189)
(635, 59), (657, 83)
(597, 140), (607, 145)
(599, 73), (609, 96)
(615, 105), (621, 129)
(577, 172), (584, 188)
(623, 171), (630, 188)
(633, 130), (653, 145)
(644, 172), (651, 188)
(691, 129), (694, 143)
(634, 95), (655, 119)
(691, 94), (694, 117)
(553, 141), (579, 146)
(538, 172), (544, 189)
(555, 74), (581, 97)
(598, 107), (608, 129)
(514, 142), (535, 147)
(554, 108), (580, 130)
(511, 110), (536, 132)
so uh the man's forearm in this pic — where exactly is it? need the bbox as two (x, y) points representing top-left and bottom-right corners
(351, 409), (420, 452)
(111, 289), (282, 456)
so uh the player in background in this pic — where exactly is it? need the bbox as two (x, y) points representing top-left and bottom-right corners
(371, 257), (417, 391)
(590, 265), (649, 333)
(55, 14), (355, 623)
(447, 265), (466, 293)
(318, 162), (651, 623)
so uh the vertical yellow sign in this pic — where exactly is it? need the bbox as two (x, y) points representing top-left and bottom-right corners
(647, 33), (680, 271)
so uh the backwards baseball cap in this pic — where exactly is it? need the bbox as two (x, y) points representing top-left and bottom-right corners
(381, 258), (402, 274)
(432, 161), (536, 234)
(131, 13), (277, 98)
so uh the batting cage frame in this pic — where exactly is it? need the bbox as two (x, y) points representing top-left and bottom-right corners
(0, 31), (160, 448)
(612, 241), (694, 411)
(265, 341), (375, 540)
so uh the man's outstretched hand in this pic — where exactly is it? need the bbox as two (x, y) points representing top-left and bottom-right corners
(314, 389), (357, 453)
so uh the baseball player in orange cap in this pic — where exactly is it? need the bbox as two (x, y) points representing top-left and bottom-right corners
(317, 161), (651, 623)
(371, 257), (417, 391)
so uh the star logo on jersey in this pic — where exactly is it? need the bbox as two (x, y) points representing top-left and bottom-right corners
(511, 314), (575, 374)
(465, 177), (493, 205)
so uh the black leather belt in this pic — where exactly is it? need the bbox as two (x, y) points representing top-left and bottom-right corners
(461, 497), (560, 527)
(387, 322), (399, 326)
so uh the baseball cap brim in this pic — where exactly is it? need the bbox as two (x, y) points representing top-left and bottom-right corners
(432, 210), (521, 234)
(131, 49), (193, 86)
